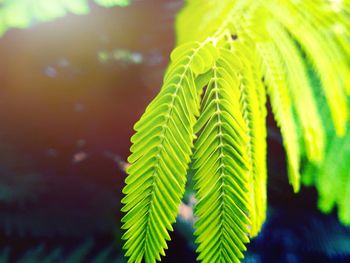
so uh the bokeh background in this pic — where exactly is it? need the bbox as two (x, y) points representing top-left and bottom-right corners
(0, 0), (349, 262)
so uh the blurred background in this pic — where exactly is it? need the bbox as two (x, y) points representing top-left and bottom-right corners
(0, 0), (349, 262)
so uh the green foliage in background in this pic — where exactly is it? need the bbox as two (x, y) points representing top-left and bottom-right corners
(303, 104), (350, 227)
(122, 0), (350, 262)
(0, 0), (130, 36)
(301, 64), (350, 227)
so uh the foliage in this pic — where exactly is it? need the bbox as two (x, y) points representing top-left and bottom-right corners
(301, 66), (350, 227)
(121, 0), (350, 262)
(0, 0), (131, 37)
(303, 122), (350, 226)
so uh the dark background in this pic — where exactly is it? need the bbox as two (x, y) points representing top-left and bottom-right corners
(0, 1), (349, 262)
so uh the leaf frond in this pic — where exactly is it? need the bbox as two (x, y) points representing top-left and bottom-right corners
(268, 1), (349, 136)
(192, 48), (251, 263)
(121, 41), (218, 263)
(267, 21), (325, 163)
(257, 42), (301, 192)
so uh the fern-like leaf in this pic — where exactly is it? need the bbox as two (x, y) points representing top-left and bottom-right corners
(121, 41), (218, 262)
(269, 1), (349, 136)
(230, 40), (268, 237)
(257, 42), (301, 192)
(192, 48), (251, 263)
(267, 21), (325, 163)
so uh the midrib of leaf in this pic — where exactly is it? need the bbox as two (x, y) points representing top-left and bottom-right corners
(142, 43), (205, 257)
(194, 57), (249, 262)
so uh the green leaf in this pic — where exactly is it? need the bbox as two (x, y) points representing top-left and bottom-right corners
(267, 21), (325, 164)
(192, 48), (252, 263)
(268, 1), (349, 136)
(257, 42), (301, 192)
(121, 41), (218, 263)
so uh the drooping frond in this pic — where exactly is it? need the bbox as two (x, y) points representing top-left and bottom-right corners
(223, 10), (269, 235)
(235, 42), (268, 237)
(290, 0), (350, 95)
(267, 21), (325, 163)
(192, 48), (252, 263)
(121, 42), (218, 263)
(257, 42), (301, 192)
(267, 1), (349, 136)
